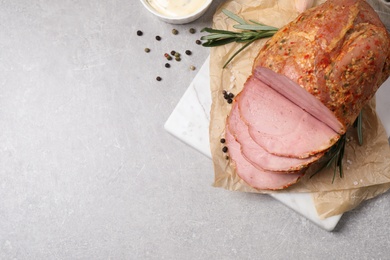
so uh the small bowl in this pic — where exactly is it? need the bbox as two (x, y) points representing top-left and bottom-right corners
(140, 0), (213, 24)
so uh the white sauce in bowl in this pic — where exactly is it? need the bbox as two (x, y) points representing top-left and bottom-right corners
(148, 0), (208, 17)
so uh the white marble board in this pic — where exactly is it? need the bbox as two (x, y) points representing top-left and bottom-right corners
(164, 56), (390, 231)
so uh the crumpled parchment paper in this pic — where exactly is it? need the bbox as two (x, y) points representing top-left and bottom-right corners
(209, 0), (390, 219)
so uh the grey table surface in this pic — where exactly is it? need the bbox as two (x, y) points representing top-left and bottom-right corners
(1, 1), (390, 259)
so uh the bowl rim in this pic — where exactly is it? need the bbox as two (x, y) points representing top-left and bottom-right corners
(139, 0), (213, 21)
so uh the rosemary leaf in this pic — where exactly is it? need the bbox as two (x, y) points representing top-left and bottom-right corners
(357, 111), (363, 145)
(249, 19), (266, 25)
(200, 27), (239, 35)
(222, 9), (247, 25)
(201, 33), (237, 40)
(223, 39), (256, 68)
(202, 38), (238, 47)
(233, 24), (278, 31)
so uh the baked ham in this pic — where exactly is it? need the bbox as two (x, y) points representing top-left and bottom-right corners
(228, 101), (322, 172)
(225, 0), (390, 190)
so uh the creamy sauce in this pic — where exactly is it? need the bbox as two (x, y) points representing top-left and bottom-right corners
(148, 0), (208, 17)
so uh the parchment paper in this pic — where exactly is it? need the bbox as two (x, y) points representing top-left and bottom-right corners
(209, 0), (390, 218)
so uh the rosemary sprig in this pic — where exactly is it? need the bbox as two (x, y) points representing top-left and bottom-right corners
(311, 110), (364, 182)
(200, 9), (278, 68)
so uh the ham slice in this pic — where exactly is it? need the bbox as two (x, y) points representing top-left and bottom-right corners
(225, 126), (303, 190)
(237, 76), (339, 158)
(253, 67), (343, 134)
(228, 101), (322, 172)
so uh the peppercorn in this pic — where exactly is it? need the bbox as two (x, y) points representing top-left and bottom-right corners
(155, 35), (161, 41)
(165, 63), (170, 68)
(222, 146), (228, 153)
(228, 93), (234, 99)
(156, 76), (162, 81)
(196, 40), (202, 45)
(170, 50), (176, 56)
(190, 65), (196, 71)
(164, 53), (172, 60)
(225, 156), (229, 160)
(172, 29), (178, 35)
(137, 30), (143, 36)
(185, 50), (192, 55)
(220, 138), (226, 143)
(144, 48), (150, 53)
(175, 57), (181, 62)
(223, 93), (229, 100)
(227, 99), (233, 104)
(189, 28), (196, 34)
(174, 52), (180, 58)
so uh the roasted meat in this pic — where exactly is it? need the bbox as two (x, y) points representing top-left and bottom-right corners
(225, 0), (390, 190)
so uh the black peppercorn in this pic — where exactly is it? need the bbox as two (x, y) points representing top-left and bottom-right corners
(170, 50), (176, 56)
(222, 146), (228, 153)
(220, 138), (226, 143)
(165, 63), (170, 68)
(228, 93), (234, 98)
(185, 50), (192, 55)
(189, 28), (196, 34)
(155, 35), (161, 41)
(196, 40), (202, 45)
(156, 76), (162, 81)
(137, 30), (143, 36)
(227, 99), (233, 104)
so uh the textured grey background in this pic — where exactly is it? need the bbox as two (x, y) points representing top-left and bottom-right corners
(1, 1), (390, 259)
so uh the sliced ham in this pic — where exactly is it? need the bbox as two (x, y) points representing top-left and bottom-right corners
(225, 126), (303, 190)
(228, 100), (322, 172)
(253, 67), (344, 134)
(237, 76), (339, 158)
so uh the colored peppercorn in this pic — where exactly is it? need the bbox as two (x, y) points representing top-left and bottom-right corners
(164, 53), (172, 60)
(172, 29), (178, 35)
(189, 28), (196, 34)
(190, 65), (196, 71)
(144, 48), (150, 53)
